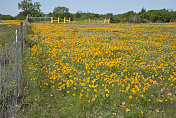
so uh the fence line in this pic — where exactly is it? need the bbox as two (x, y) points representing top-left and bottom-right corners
(0, 18), (28, 118)
(29, 17), (110, 24)
(0, 16), (109, 117)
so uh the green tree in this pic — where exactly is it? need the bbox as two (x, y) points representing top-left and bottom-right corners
(53, 7), (70, 18)
(18, 0), (41, 16)
(140, 8), (146, 14)
(105, 13), (113, 18)
(75, 11), (83, 19)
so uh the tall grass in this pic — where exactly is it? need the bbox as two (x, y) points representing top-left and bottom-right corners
(0, 24), (18, 54)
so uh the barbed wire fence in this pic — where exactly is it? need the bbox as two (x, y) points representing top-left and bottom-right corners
(0, 18), (28, 118)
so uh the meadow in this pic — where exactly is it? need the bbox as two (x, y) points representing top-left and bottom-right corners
(0, 20), (21, 53)
(17, 22), (176, 117)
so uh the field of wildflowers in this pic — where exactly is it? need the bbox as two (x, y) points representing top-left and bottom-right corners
(0, 20), (23, 25)
(21, 22), (176, 117)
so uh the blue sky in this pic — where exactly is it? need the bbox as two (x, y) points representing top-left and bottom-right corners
(0, 0), (176, 16)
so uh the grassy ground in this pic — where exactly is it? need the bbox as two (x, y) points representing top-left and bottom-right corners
(0, 20), (24, 118)
(0, 23), (19, 100)
(0, 24), (18, 54)
(19, 23), (176, 118)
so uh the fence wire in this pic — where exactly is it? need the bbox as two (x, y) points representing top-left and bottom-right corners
(0, 19), (28, 118)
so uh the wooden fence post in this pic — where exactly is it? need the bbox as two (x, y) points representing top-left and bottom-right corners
(51, 17), (53, 23)
(64, 17), (65, 23)
(58, 17), (60, 23)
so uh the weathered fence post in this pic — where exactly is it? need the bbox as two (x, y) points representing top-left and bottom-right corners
(69, 17), (71, 23)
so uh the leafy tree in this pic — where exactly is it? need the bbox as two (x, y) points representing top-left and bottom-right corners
(75, 11), (83, 19)
(105, 13), (113, 18)
(159, 9), (173, 22)
(140, 8), (146, 14)
(118, 11), (136, 22)
(73, 11), (101, 20)
(15, 12), (26, 20)
(18, 0), (41, 16)
(53, 7), (70, 18)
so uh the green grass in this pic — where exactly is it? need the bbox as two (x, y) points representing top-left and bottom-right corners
(0, 23), (24, 118)
(0, 24), (18, 54)
(0, 24), (19, 101)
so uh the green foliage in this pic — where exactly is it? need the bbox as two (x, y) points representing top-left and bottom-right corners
(111, 8), (176, 23)
(25, 25), (38, 48)
(0, 14), (15, 20)
(18, 0), (42, 17)
(106, 13), (113, 18)
(1, 1), (176, 23)
(15, 12), (26, 20)
(53, 6), (70, 18)
(0, 24), (17, 49)
(73, 12), (104, 21)
(66, 8), (176, 23)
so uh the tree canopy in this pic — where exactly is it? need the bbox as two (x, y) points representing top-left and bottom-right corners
(53, 7), (70, 18)
(18, 0), (42, 16)
(111, 9), (176, 23)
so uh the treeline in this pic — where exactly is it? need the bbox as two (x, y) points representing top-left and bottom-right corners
(1, 8), (176, 23)
(111, 8), (176, 23)
(0, 14), (15, 20)
(47, 8), (176, 23)
(0, 0), (176, 23)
